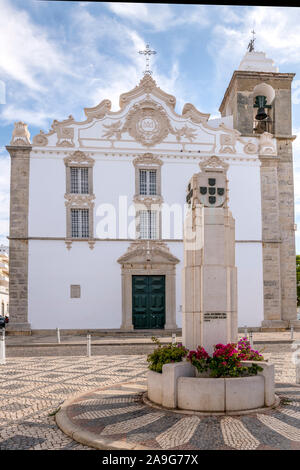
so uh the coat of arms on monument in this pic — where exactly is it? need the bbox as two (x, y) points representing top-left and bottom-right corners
(186, 156), (228, 208)
(198, 156), (228, 207)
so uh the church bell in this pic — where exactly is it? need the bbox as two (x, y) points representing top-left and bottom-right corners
(254, 95), (271, 121)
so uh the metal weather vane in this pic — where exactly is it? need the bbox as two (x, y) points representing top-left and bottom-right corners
(139, 44), (157, 75)
(247, 29), (256, 52)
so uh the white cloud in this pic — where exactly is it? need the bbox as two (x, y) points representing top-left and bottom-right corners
(105, 3), (210, 31)
(209, 6), (300, 78)
(1, 105), (56, 128)
(0, 0), (72, 92)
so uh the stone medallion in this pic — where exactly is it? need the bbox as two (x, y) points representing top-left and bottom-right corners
(125, 100), (170, 147)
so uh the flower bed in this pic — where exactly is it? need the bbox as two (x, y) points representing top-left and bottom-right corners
(147, 337), (275, 412)
(147, 337), (264, 378)
(187, 338), (264, 378)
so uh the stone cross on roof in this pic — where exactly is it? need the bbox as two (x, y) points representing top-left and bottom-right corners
(139, 44), (157, 75)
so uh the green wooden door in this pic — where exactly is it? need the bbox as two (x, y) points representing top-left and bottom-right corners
(132, 275), (165, 329)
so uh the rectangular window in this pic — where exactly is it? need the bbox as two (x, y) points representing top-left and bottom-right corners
(139, 169), (157, 195)
(70, 285), (81, 298)
(139, 210), (158, 240)
(70, 167), (89, 194)
(71, 209), (89, 238)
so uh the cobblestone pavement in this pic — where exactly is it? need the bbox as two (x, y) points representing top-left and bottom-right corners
(0, 351), (299, 450)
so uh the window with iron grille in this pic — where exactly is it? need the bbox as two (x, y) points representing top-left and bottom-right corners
(71, 209), (89, 238)
(139, 210), (158, 239)
(139, 169), (157, 195)
(70, 167), (89, 194)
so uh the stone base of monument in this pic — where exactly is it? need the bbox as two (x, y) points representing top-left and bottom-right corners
(146, 361), (278, 415)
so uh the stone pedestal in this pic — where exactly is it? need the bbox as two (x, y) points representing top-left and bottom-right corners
(182, 157), (237, 355)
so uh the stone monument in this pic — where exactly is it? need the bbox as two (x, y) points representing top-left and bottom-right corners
(147, 156), (276, 413)
(182, 156), (238, 355)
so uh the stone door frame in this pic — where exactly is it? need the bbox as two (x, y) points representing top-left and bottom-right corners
(118, 241), (179, 331)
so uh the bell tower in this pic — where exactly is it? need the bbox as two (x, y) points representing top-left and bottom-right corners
(219, 45), (298, 329)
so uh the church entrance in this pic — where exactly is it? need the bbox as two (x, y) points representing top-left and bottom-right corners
(132, 275), (165, 329)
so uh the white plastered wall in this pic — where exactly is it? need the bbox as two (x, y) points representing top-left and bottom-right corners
(28, 152), (263, 329)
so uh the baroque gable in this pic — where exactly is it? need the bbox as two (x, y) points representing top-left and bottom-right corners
(30, 74), (269, 159)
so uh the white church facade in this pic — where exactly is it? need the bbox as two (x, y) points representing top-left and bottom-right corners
(6, 49), (299, 332)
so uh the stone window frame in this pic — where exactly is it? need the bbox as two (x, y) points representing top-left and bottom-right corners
(133, 153), (163, 241)
(133, 153), (162, 198)
(64, 151), (95, 250)
(64, 150), (94, 195)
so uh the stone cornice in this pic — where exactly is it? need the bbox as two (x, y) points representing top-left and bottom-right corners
(6, 145), (32, 153)
(30, 149), (260, 163)
(259, 154), (280, 162)
(12, 237), (264, 244)
(238, 134), (296, 140)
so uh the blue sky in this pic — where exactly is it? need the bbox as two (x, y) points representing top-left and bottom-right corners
(0, 1), (300, 251)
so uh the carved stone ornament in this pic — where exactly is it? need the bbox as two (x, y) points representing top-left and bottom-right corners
(84, 99), (112, 120)
(117, 240), (179, 265)
(181, 103), (210, 124)
(133, 195), (163, 207)
(56, 127), (75, 147)
(102, 100), (198, 147)
(102, 120), (123, 140)
(65, 236), (95, 251)
(64, 150), (95, 167)
(119, 74), (177, 110)
(10, 122), (31, 146)
(219, 133), (236, 153)
(32, 131), (48, 147)
(64, 193), (95, 209)
(243, 141), (258, 154)
(199, 155), (229, 172)
(124, 100), (171, 146)
(132, 153), (163, 167)
(51, 115), (75, 130)
(259, 132), (276, 155)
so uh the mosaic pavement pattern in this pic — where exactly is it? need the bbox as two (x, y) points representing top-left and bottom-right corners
(0, 351), (299, 450)
(62, 381), (300, 450)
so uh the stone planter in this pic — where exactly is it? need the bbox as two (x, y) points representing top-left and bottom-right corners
(147, 360), (275, 413)
(147, 370), (163, 405)
(177, 375), (264, 412)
